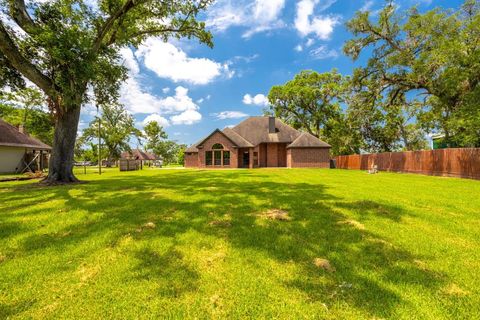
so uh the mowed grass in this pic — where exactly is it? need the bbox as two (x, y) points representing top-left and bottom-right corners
(0, 168), (479, 319)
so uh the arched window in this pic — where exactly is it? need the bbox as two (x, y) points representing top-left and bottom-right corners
(206, 143), (230, 166)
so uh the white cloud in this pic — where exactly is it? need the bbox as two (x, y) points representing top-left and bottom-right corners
(309, 45), (339, 59)
(294, 0), (339, 40)
(294, 45), (303, 52)
(142, 114), (170, 127)
(136, 38), (231, 85)
(118, 48), (202, 126)
(197, 98), (204, 104)
(206, 0), (286, 38)
(119, 48), (140, 75)
(162, 87), (170, 94)
(360, 0), (375, 12)
(306, 38), (315, 47)
(213, 111), (249, 120)
(243, 93), (269, 106)
(171, 109), (202, 125)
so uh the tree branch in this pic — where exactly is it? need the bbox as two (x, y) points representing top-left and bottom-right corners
(8, 0), (38, 34)
(0, 22), (56, 96)
(92, 0), (138, 53)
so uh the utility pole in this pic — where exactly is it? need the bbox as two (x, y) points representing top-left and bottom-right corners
(97, 107), (102, 175)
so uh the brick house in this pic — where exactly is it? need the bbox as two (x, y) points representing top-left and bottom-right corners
(184, 116), (331, 169)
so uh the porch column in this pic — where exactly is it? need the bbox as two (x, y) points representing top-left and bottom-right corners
(249, 148), (254, 169)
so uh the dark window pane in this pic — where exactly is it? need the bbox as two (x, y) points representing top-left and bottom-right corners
(223, 151), (230, 165)
(212, 143), (224, 149)
(214, 150), (222, 165)
(206, 151), (212, 165)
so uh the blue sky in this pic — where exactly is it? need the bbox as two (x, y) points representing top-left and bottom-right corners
(79, 0), (464, 146)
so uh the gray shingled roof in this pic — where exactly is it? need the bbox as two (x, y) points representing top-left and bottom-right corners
(222, 127), (254, 147)
(121, 149), (157, 160)
(231, 116), (301, 145)
(287, 132), (331, 148)
(185, 144), (199, 153)
(184, 116), (331, 151)
(0, 118), (51, 150)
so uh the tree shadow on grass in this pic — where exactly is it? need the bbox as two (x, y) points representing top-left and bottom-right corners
(133, 247), (199, 298)
(0, 170), (448, 318)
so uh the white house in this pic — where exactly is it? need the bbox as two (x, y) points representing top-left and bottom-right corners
(0, 118), (51, 173)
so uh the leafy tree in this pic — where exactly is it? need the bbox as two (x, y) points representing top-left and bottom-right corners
(0, 88), (54, 144)
(1, 87), (45, 126)
(344, 0), (480, 148)
(267, 69), (361, 155)
(144, 120), (168, 151)
(0, 0), (213, 182)
(80, 103), (141, 165)
(144, 120), (184, 165)
(346, 85), (428, 152)
(177, 143), (187, 165)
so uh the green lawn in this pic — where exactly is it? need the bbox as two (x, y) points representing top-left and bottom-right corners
(1, 169), (479, 319)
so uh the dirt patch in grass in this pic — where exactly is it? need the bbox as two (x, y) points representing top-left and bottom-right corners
(337, 219), (365, 230)
(208, 220), (232, 227)
(0, 254), (6, 264)
(77, 263), (101, 283)
(259, 209), (291, 221)
(313, 258), (336, 272)
(144, 222), (156, 229)
(442, 283), (470, 296)
(136, 221), (156, 232)
(413, 259), (429, 270)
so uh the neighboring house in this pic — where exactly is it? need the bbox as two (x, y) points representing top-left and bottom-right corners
(185, 116), (331, 169)
(121, 149), (162, 167)
(0, 118), (51, 173)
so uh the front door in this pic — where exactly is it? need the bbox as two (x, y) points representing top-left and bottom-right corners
(242, 151), (250, 167)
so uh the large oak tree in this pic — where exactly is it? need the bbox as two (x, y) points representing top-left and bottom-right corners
(0, 0), (213, 183)
(344, 0), (480, 148)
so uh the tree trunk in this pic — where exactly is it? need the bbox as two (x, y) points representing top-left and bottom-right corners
(43, 105), (81, 183)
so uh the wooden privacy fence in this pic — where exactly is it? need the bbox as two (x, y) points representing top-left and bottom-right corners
(335, 148), (480, 180)
(119, 159), (141, 171)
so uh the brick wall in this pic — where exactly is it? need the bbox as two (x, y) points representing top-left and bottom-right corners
(258, 144), (267, 167)
(288, 148), (330, 168)
(184, 153), (198, 168)
(197, 131), (239, 168)
(266, 143), (278, 167)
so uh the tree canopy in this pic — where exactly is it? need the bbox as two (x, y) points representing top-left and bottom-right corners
(0, 87), (54, 144)
(79, 103), (141, 164)
(268, 1), (479, 155)
(344, 0), (480, 148)
(0, 0), (213, 182)
(144, 120), (185, 165)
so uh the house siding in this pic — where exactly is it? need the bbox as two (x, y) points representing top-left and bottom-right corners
(197, 131), (239, 168)
(0, 146), (25, 173)
(288, 148), (330, 168)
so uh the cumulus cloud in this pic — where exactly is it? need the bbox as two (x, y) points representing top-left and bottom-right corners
(213, 111), (249, 120)
(118, 48), (202, 126)
(206, 0), (286, 38)
(135, 38), (232, 85)
(171, 109), (202, 125)
(294, 0), (339, 40)
(142, 114), (170, 127)
(243, 93), (269, 106)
